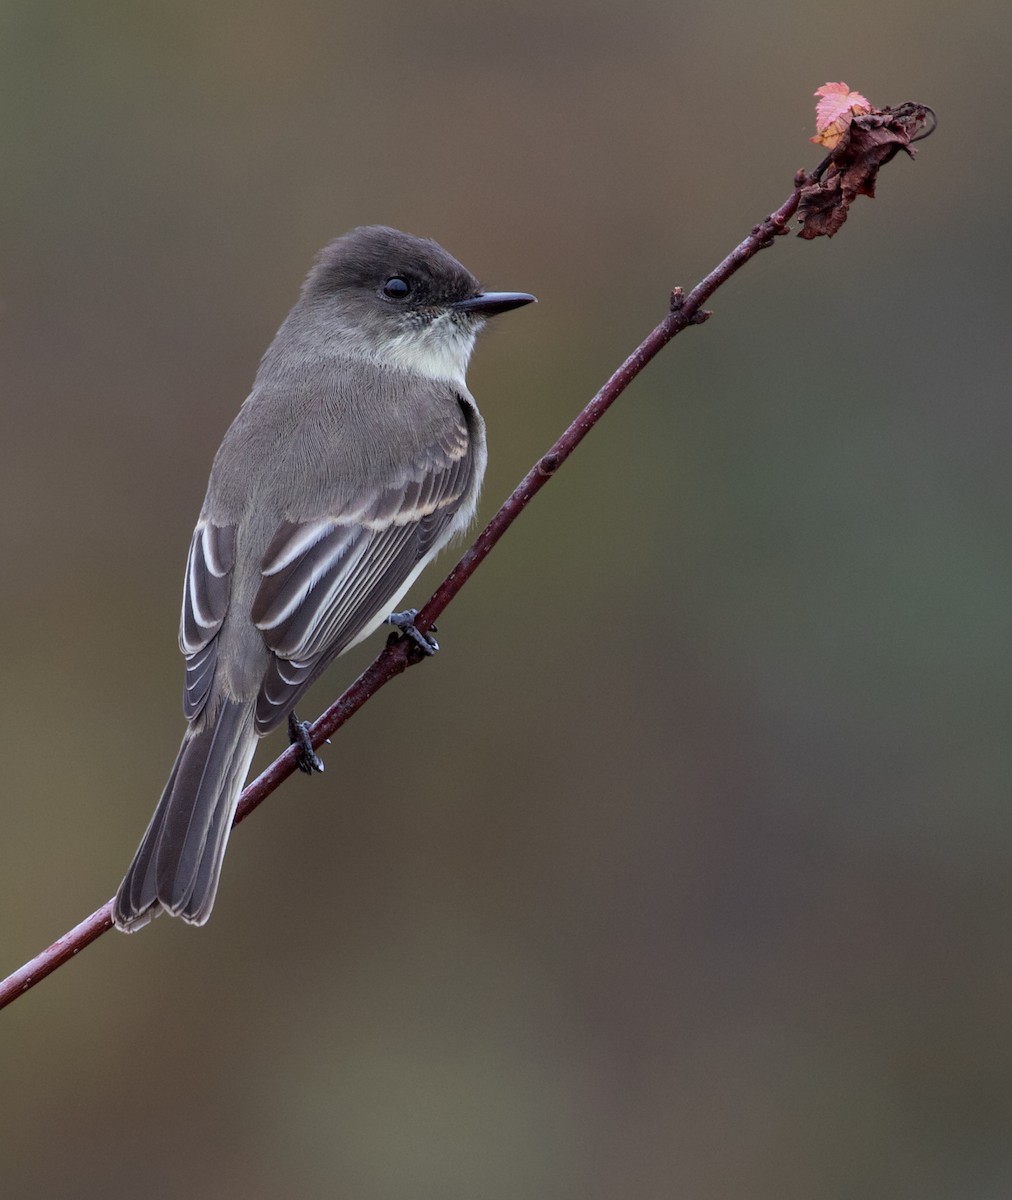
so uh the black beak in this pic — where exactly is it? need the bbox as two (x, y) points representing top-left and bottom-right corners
(452, 291), (537, 317)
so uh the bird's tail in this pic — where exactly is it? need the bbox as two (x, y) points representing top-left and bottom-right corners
(113, 698), (258, 932)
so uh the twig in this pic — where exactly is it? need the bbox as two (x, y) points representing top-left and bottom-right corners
(0, 161), (863, 1012)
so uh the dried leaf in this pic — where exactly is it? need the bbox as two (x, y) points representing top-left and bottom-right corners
(798, 101), (936, 239)
(812, 82), (871, 149)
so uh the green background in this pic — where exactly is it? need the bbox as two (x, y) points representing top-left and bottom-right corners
(3, 2), (1010, 1196)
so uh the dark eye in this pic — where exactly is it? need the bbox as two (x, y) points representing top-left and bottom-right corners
(382, 276), (411, 299)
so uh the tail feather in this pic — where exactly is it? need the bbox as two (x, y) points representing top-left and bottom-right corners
(114, 699), (258, 931)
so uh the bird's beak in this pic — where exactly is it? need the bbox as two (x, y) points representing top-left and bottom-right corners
(452, 291), (537, 317)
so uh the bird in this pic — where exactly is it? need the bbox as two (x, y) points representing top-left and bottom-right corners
(113, 225), (535, 931)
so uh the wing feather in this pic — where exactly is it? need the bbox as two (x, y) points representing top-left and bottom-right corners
(250, 400), (479, 734)
(179, 522), (237, 721)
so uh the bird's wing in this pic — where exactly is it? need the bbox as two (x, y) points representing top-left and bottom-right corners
(179, 521), (238, 721)
(249, 399), (479, 734)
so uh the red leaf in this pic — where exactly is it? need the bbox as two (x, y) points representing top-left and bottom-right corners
(812, 82), (872, 149)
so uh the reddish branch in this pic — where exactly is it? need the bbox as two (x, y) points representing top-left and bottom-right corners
(0, 135), (925, 1012)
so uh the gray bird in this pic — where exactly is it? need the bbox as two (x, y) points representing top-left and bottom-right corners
(114, 226), (535, 931)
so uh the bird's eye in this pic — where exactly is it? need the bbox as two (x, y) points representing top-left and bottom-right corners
(382, 277), (411, 299)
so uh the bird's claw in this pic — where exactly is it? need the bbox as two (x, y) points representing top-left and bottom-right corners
(385, 608), (439, 655)
(287, 712), (326, 775)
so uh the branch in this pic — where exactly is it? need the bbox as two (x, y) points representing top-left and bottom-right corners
(0, 120), (929, 1012)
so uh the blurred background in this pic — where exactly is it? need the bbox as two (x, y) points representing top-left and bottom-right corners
(2, 2), (1011, 1197)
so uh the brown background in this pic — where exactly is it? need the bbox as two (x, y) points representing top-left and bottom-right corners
(3, 2), (1011, 1197)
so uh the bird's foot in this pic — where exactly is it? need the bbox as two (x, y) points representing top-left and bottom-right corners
(386, 608), (439, 655)
(287, 712), (326, 775)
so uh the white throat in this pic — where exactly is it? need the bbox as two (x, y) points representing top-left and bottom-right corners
(374, 312), (478, 385)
